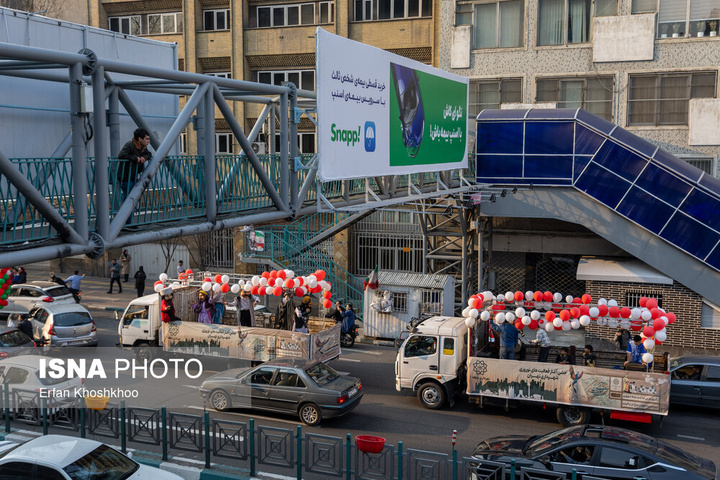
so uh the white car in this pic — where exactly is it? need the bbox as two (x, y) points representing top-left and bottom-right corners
(0, 281), (75, 321)
(29, 303), (98, 347)
(0, 434), (184, 479)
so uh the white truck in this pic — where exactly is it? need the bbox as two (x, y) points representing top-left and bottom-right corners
(118, 285), (341, 364)
(395, 316), (671, 427)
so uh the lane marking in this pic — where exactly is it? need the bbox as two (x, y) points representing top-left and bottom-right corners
(338, 358), (360, 363)
(344, 350), (382, 356)
(677, 434), (705, 441)
(185, 405), (300, 425)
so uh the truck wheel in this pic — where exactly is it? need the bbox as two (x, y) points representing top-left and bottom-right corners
(417, 382), (445, 409)
(340, 333), (355, 348)
(299, 403), (322, 426)
(209, 390), (231, 412)
(556, 406), (589, 427)
(135, 342), (153, 362)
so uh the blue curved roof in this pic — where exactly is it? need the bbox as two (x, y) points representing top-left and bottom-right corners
(476, 108), (720, 273)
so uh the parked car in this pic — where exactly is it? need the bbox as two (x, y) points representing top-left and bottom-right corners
(0, 326), (35, 358)
(200, 358), (363, 426)
(29, 303), (98, 347)
(0, 434), (184, 479)
(670, 355), (720, 409)
(470, 424), (717, 480)
(0, 281), (75, 321)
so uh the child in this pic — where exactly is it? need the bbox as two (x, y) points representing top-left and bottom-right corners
(556, 347), (571, 364)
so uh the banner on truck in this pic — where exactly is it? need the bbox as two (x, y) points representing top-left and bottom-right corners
(316, 28), (469, 181)
(467, 357), (670, 415)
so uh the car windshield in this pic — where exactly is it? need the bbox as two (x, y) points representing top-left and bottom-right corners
(53, 312), (91, 327)
(63, 444), (139, 480)
(47, 285), (72, 297)
(0, 330), (31, 347)
(305, 362), (340, 387)
(524, 426), (584, 456)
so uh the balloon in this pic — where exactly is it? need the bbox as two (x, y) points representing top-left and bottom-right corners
(261, 271), (270, 279)
(619, 307), (631, 319)
(579, 315), (591, 326)
(219, 274), (229, 284)
(468, 297), (476, 307)
(642, 326), (655, 338)
(545, 322), (554, 332)
(154, 284), (163, 292)
(653, 318), (666, 331)
(273, 278), (283, 287)
(642, 353), (654, 364)
(530, 310), (540, 320)
(323, 299), (332, 309)
(565, 295), (573, 304)
(307, 278), (318, 289)
(465, 317), (475, 328)
(570, 307), (580, 318)
(641, 310), (652, 321)
(159, 273), (168, 282)
(202, 281), (212, 292)
(646, 298), (658, 309)
(323, 290), (332, 299)
(607, 299), (618, 308)
(494, 312), (506, 323)
(609, 306), (620, 318)
(505, 313), (516, 323)
(630, 321), (642, 331)
(504, 292), (514, 302)
(221, 283), (230, 293)
(529, 320), (539, 330)
(588, 307), (599, 318)
(553, 292), (562, 303)
(543, 291), (553, 302)
(649, 308), (661, 319)
(533, 291), (543, 302)
(515, 307), (526, 318)
(286, 270), (295, 279)
(655, 329), (667, 342)
(570, 319), (580, 329)
(212, 274), (221, 283)
(282, 279), (292, 288)
(212, 283), (221, 293)
(312, 285), (322, 293)
(665, 312), (676, 324)
(462, 307), (471, 318)
(639, 296), (648, 308)
(251, 285), (260, 295)
(178, 273), (187, 281)
(252, 275), (261, 286)
(620, 319), (631, 329)
(154, 280), (163, 286)
(480, 310), (490, 321)
(525, 291), (534, 301)
(514, 319), (524, 330)
(295, 288), (305, 297)
(258, 286), (267, 296)
(561, 321), (571, 331)
(315, 270), (326, 281)
(521, 315), (531, 326)
(607, 318), (618, 328)
(643, 338), (655, 350)
(545, 311), (556, 322)
(597, 304), (608, 317)
(581, 294), (592, 304)
(597, 317), (607, 326)
(244, 283), (252, 292)
(258, 277), (267, 286)
(553, 318), (563, 328)
(277, 270), (287, 280)
(514, 291), (524, 302)
(559, 310), (570, 321)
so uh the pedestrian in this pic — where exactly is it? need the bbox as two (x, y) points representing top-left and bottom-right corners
(491, 321), (519, 360)
(341, 303), (356, 334)
(582, 344), (596, 367)
(117, 128), (151, 202)
(274, 291), (295, 330)
(191, 290), (215, 324)
(17, 267), (26, 284)
(121, 249), (132, 282)
(107, 259), (122, 294)
(64, 270), (85, 302)
(134, 266), (147, 297)
(176, 260), (185, 277)
(293, 296), (312, 333)
(160, 288), (181, 322)
(227, 289), (258, 327)
(531, 327), (551, 362)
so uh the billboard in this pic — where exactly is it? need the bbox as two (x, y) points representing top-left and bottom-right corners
(316, 28), (469, 181)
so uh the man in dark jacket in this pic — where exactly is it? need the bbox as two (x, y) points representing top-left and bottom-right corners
(117, 128), (152, 211)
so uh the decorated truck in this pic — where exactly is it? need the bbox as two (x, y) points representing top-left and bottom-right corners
(118, 269), (341, 363)
(395, 291), (674, 426)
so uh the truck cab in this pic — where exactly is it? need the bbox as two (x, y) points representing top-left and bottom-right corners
(118, 295), (160, 348)
(395, 316), (468, 409)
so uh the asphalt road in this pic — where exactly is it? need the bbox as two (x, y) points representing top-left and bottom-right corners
(75, 310), (720, 466)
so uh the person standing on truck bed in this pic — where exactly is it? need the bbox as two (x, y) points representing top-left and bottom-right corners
(491, 321), (519, 360)
(161, 289), (180, 322)
(274, 291), (295, 330)
(530, 326), (551, 362)
(582, 344), (596, 367)
(227, 289), (258, 327)
(192, 290), (215, 324)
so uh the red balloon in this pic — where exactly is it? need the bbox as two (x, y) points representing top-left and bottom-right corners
(581, 294), (592, 304)
(220, 283), (230, 293)
(471, 298), (481, 309)
(491, 304), (505, 311)
(598, 304), (609, 317)
(533, 291), (543, 302)
(514, 319), (524, 330)
(650, 308), (661, 319)
(296, 277), (304, 286)
(642, 326), (655, 338)
(323, 290), (332, 299)
(185, 269), (193, 275)
(579, 305), (590, 316)
(630, 321), (642, 331)
(214, 274), (222, 284)
(545, 311), (556, 321)
(665, 312), (676, 324)
(323, 299), (332, 309)
(639, 296), (648, 308)
(653, 319), (666, 331)
(285, 278), (294, 288)
(315, 270), (326, 281)
(154, 280), (163, 286)
(295, 288), (305, 297)
(543, 291), (553, 302)
(554, 325), (563, 330)
(251, 286), (260, 295)
(0, 299), (7, 307)
(552, 303), (562, 313)
(312, 285), (322, 293)
(572, 297), (581, 305)
(258, 286), (267, 296)
(514, 291), (524, 301)
(529, 320), (539, 330)
(277, 270), (287, 280)
(203, 277), (212, 283)
(273, 286), (283, 296)
(179, 273), (187, 281)
(646, 298), (658, 309)
(570, 307), (580, 319)
(269, 271), (277, 279)
(261, 271), (270, 279)
(477, 294), (484, 304)
(559, 310), (570, 321)
(620, 307), (631, 319)
(609, 306), (620, 318)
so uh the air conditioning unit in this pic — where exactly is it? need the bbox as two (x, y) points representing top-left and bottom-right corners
(251, 142), (267, 154)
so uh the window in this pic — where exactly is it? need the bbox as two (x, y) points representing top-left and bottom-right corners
(657, 0), (720, 38)
(148, 12), (183, 34)
(258, 70), (315, 91)
(595, 0), (618, 16)
(538, 0), (592, 46)
(596, 447), (645, 469)
(179, 132), (187, 154)
(108, 16), (142, 35)
(469, 78), (522, 117)
(404, 335), (437, 357)
(249, 367), (275, 384)
(272, 369), (300, 387)
(319, 1), (335, 22)
(701, 300), (720, 328)
(354, 0), (431, 21)
(251, 3), (320, 27)
(204, 9), (230, 31)
(273, 132), (317, 153)
(443, 337), (455, 355)
(4, 367), (29, 384)
(628, 72), (717, 126)
(216, 133), (234, 154)
(420, 289), (443, 315)
(465, 0), (524, 48)
(626, 291), (663, 308)
(682, 156), (714, 174)
(708, 365), (720, 381)
(394, 292), (408, 313)
(536, 76), (614, 121)
(207, 72), (232, 79)
(632, 0), (657, 14)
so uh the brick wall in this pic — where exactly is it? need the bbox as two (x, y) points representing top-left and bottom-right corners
(585, 280), (720, 352)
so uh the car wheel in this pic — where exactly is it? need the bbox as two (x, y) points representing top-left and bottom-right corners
(209, 390), (231, 412)
(340, 333), (355, 348)
(556, 406), (589, 427)
(299, 403), (322, 426)
(417, 382), (445, 410)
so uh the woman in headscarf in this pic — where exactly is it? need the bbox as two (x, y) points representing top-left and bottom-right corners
(274, 290), (295, 330)
(191, 290), (215, 324)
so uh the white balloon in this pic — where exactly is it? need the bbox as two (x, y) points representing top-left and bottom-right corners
(465, 317), (475, 328)
(642, 352), (654, 364)
(221, 274), (230, 284)
(620, 319), (631, 329)
(243, 283), (252, 292)
(525, 291), (534, 301)
(159, 273), (168, 282)
(505, 313), (516, 323)
(230, 284), (240, 294)
(462, 307), (471, 318)
(608, 299), (618, 307)
(319, 280), (329, 290)
(566, 295), (574, 304)
(212, 283), (221, 293)
(660, 316), (669, 325)
(202, 281), (212, 292)
(505, 292), (514, 302)
(589, 307), (599, 318)
(607, 318), (618, 329)
(154, 284), (163, 292)
(562, 322), (572, 331)
(172, 281), (180, 286)
(468, 298), (476, 307)
(545, 322), (554, 332)
(530, 310), (541, 321)
(643, 338), (655, 350)
(630, 308), (641, 320)
(294, 279), (301, 288)
(641, 310), (652, 321)
(579, 315), (591, 326)
(544, 302), (554, 310)
(307, 278), (318, 288)
(570, 320), (580, 329)
(252, 275), (261, 286)
(597, 317), (607, 326)
(553, 318), (563, 328)
(480, 310), (491, 321)
(495, 312), (506, 323)
(286, 270), (295, 279)
(515, 307), (526, 318)
(521, 316), (532, 326)
(238, 279), (245, 287)
(655, 329), (667, 342)
(469, 308), (479, 319)
(259, 277), (268, 286)
(553, 292), (563, 303)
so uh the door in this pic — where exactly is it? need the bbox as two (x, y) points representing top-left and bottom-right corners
(548, 444), (596, 478)
(702, 365), (720, 408)
(235, 366), (275, 409)
(121, 304), (152, 345)
(399, 334), (439, 389)
(266, 368), (306, 413)
(670, 364), (704, 406)
(31, 308), (49, 340)
(591, 446), (652, 479)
